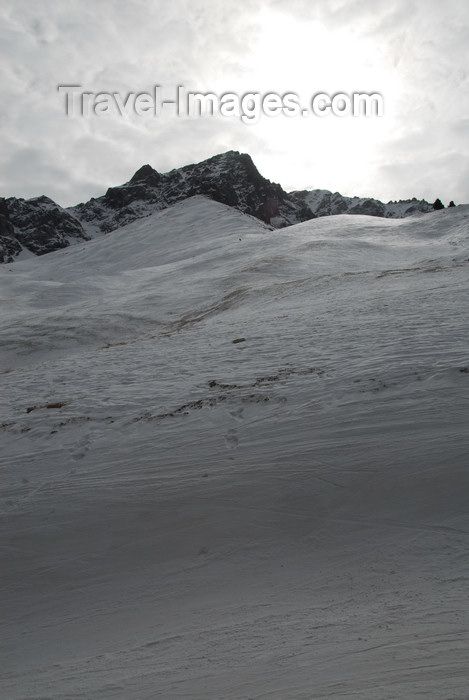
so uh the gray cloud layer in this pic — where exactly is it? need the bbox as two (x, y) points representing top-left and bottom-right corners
(1, 0), (468, 207)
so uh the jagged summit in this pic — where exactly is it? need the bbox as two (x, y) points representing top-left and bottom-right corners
(129, 164), (161, 186)
(1, 150), (440, 262)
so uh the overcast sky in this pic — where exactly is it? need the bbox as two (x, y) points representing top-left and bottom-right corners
(1, 0), (468, 208)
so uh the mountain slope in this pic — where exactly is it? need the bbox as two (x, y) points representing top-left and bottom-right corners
(1, 151), (439, 262)
(0, 195), (89, 263)
(1, 198), (468, 699)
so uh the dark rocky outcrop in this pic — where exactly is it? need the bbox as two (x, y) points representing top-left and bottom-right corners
(0, 195), (89, 261)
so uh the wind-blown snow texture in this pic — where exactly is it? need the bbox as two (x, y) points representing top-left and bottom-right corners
(1, 196), (468, 699)
(1, 151), (435, 261)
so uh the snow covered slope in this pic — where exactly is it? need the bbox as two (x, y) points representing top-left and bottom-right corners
(1, 196), (468, 699)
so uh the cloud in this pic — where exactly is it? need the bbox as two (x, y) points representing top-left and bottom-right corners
(0, 0), (468, 207)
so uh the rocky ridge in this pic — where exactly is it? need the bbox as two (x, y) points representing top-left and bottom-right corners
(1, 151), (436, 262)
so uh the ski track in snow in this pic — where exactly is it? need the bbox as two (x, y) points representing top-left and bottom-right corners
(1, 196), (469, 699)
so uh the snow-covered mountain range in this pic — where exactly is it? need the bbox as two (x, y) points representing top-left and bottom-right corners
(0, 151), (437, 262)
(1, 196), (468, 698)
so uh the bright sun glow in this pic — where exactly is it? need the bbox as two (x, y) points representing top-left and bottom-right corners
(231, 9), (402, 196)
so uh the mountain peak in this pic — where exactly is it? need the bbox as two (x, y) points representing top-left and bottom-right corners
(195, 150), (258, 174)
(128, 164), (161, 186)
